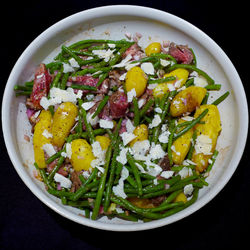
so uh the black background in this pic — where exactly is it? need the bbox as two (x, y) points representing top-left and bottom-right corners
(0, 1), (249, 250)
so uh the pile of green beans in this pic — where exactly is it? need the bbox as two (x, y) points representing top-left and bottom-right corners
(14, 37), (230, 223)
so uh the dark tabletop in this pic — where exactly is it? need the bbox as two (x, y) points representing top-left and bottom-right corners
(0, 1), (249, 250)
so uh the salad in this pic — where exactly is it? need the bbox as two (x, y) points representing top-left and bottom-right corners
(14, 36), (229, 222)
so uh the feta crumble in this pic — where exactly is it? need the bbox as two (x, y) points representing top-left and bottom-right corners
(112, 167), (129, 199)
(81, 101), (95, 111)
(120, 132), (137, 146)
(99, 119), (114, 129)
(42, 143), (56, 157)
(184, 184), (194, 196)
(195, 135), (213, 155)
(149, 114), (161, 129)
(54, 173), (72, 189)
(127, 88), (137, 103)
(141, 62), (155, 75)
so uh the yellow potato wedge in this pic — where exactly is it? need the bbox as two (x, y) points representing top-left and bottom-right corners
(70, 139), (95, 171)
(52, 102), (78, 148)
(191, 104), (221, 172)
(170, 86), (207, 117)
(33, 110), (53, 168)
(172, 119), (194, 165)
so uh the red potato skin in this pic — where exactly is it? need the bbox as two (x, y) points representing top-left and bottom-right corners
(30, 63), (52, 109)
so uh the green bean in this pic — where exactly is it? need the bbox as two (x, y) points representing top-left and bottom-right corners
(109, 43), (132, 66)
(159, 190), (183, 207)
(25, 81), (34, 87)
(70, 84), (97, 91)
(71, 168), (98, 201)
(167, 126), (177, 166)
(96, 72), (108, 87)
(14, 85), (32, 91)
(46, 61), (63, 70)
(50, 70), (62, 88)
(78, 99), (95, 144)
(84, 208), (90, 218)
(148, 76), (176, 84)
(92, 96), (109, 119)
(67, 200), (90, 208)
(212, 91), (230, 105)
(103, 139), (121, 212)
(133, 97), (140, 126)
(173, 108), (209, 141)
(61, 45), (86, 66)
(187, 130), (197, 160)
(46, 149), (63, 164)
(185, 78), (194, 88)
(142, 201), (184, 213)
(201, 92), (209, 105)
(48, 153), (65, 182)
(190, 48), (197, 66)
(60, 72), (69, 90)
(75, 66), (111, 76)
(34, 162), (56, 190)
(15, 91), (31, 96)
(206, 150), (219, 173)
(139, 98), (154, 117)
(127, 153), (143, 196)
(91, 145), (113, 220)
(167, 64), (215, 85)
(205, 84), (221, 90)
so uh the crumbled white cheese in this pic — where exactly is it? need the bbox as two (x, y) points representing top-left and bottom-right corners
(178, 167), (192, 179)
(183, 159), (197, 166)
(62, 63), (75, 73)
(160, 59), (171, 67)
(119, 72), (127, 81)
(138, 98), (146, 108)
(149, 144), (165, 160)
(125, 62), (140, 71)
(42, 129), (53, 139)
(108, 43), (116, 48)
(112, 54), (132, 68)
(131, 140), (150, 159)
(147, 84), (158, 90)
(184, 184), (194, 196)
(177, 86), (186, 92)
(86, 112), (99, 126)
(120, 132), (137, 146)
(92, 49), (115, 62)
(174, 79), (183, 88)
(161, 171), (175, 179)
(208, 158), (213, 164)
(42, 143), (56, 157)
(33, 110), (41, 118)
(154, 107), (162, 114)
(61, 152), (68, 158)
(171, 145), (181, 155)
(149, 114), (161, 129)
(194, 75), (208, 87)
(135, 163), (146, 173)
(36, 73), (44, 79)
(40, 87), (82, 110)
(81, 101), (95, 111)
(65, 142), (72, 159)
(195, 135), (213, 155)
(146, 163), (162, 177)
(115, 207), (124, 214)
(54, 173), (72, 189)
(159, 130), (171, 144)
(116, 147), (129, 165)
(126, 119), (135, 133)
(82, 171), (90, 179)
(91, 141), (105, 161)
(167, 83), (176, 91)
(141, 62), (155, 75)
(86, 94), (94, 101)
(99, 119), (114, 129)
(112, 167), (129, 199)
(181, 116), (194, 121)
(127, 88), (137, 103)
(69, 58), (80, 68)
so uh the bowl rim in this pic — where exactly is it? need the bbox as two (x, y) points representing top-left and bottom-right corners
(2, 5), (249, 231)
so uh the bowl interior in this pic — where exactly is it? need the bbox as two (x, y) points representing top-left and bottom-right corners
(2, 6), (248, 231)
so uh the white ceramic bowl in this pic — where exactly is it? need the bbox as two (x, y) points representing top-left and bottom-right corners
(2, 5), (248, 231)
